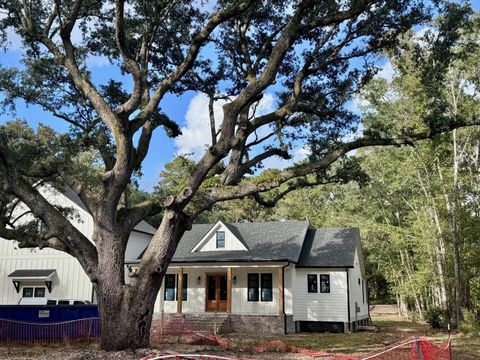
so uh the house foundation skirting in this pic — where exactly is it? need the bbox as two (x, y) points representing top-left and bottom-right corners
(296, 317), (370, 333)
(151, 313), (294, 335)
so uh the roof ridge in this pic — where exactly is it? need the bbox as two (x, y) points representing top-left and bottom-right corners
(192, 220), (311, 226)
(315, 226), (360, 230)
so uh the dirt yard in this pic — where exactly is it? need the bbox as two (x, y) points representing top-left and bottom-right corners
(0, 345), (310, 360)
(0, 315), (478, 359)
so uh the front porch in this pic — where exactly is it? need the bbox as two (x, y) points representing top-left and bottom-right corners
(155, 263), (290, 317)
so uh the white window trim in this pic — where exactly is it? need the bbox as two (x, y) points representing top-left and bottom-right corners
(22, 286), (47, 298)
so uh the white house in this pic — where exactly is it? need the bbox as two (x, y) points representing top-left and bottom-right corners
(0, 188), (369, 333)
(134, 220), (369, 333)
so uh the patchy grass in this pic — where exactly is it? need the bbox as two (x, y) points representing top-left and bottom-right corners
(452, 336), (480, 360)
(221, 314), (478, 359)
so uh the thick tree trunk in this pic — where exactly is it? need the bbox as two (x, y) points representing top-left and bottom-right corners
(91, 227), (160, 350)
(91, 211), (186, 350)
(96, 280), (160, 350)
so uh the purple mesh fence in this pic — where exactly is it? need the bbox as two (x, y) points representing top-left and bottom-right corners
(0, 317), (100, 344)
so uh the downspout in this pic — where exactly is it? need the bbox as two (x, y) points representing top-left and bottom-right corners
(367, 280), (371, 324)
(282, 262), (290, 334)
(346, 269), (351, 333)
(91, 284), (95, 303)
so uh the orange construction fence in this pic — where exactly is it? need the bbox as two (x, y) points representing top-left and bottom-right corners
(146, 315), (452, 360)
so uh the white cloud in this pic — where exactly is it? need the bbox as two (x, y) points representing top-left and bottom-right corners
(175, 93), (229, 159)
(413, 25), (439, 48)
(175, 92), (275, 160)
(460, 79), (480, 99)
(348, 94), (371, 115)
(257, 145), (311, 171)
(260, 156), (289, 170)
(348, 59), (398, 114)
(376, 60), (395, 83)
(176, 92), (316, 172)
(255, 93), (274, 114)
(3, 28), (22, 51)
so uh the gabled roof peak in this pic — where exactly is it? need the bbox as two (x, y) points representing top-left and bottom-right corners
(190, 220), (249, 252)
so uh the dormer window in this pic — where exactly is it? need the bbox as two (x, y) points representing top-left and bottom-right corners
(190, 221), (248, 252)
(216, 231), (225, 248)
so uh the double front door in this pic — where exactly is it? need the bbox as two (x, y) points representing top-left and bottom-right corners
(206, 274), (227, 312)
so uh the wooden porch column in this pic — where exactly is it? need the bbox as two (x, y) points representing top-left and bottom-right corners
(177, 268), (183, 314)
(278, 267), (284, 315)
(227, 267), (232, 314)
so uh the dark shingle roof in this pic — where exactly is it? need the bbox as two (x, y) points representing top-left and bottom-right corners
(137, 221), (360, 267)
(154, 221), (310, 263)
(8, 269), (56, 278)
(297, 228), (360, 267)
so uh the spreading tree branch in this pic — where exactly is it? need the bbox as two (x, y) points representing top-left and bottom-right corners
(114, 0), (143, 116)
(192, 118), (480, 217)
(131, 0), (258, 132)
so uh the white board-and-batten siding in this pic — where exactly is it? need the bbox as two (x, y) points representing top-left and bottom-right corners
(193, 222), (248, 252)
(0, 239), (93, 304)
(293, 268), (348, 323)
(156, 264), (295, 316)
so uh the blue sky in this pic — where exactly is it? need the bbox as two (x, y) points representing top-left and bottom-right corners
(1, 2), (479, 191)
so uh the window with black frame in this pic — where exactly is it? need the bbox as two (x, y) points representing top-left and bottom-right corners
(22, 287), (46, 298)
(320, 274), (330, 293)
(34, 287), (45, 297)
(307, 274), (318, 293)
(163, 274), (188, 301)
(22, 287), (33, 297)
(164, 274), (176, 301)
(261, 273), (273, 301)
(247, 273), (259, 301)
(182, 274), (188, 301)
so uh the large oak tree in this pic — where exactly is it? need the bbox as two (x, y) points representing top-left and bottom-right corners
(0, 0), (475, 350)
